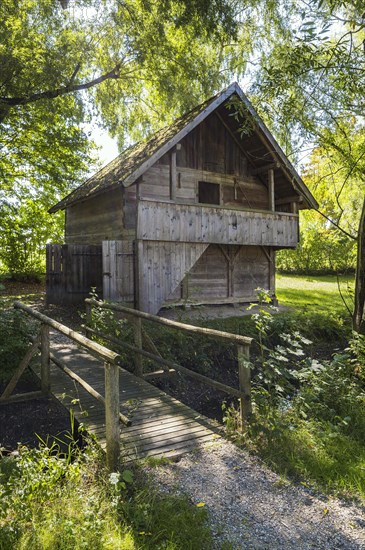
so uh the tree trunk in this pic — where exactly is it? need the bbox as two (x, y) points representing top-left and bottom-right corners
(353, 196), (365, 334)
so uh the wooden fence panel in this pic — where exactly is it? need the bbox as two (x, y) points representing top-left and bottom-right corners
(46, 244), (102, 304)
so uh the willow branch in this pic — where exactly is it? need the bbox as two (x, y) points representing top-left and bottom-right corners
(315, 208), (357, 240)
(0, 63), (121, 108)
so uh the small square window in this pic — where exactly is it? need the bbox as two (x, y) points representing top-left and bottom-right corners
(198, 181), (220, 205)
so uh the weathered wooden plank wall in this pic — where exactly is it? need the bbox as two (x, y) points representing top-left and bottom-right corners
(46, 244), (102, 304)
(137, 241), (208, 314)
(139, 165), (269, 211)
(171, 245), (270, 305)
(137, 200), (299, 248)
(65, 187), (124, 244)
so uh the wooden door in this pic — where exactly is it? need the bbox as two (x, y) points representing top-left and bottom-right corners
(102, 240), (135, 303)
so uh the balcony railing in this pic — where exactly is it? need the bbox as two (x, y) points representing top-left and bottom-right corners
(137, 199), (299, 248)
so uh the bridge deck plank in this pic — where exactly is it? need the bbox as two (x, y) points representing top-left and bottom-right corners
(35, 336), (222, 460)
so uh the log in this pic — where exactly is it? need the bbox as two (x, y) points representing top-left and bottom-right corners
(85, 325), (246, 400)
(0, 391), (44, 404)
(237, 344), (252, 429)
(14, 301), (121, 365)
(133, 317), (143, 377)
(105, 361), (120, 471)
(143, 369), (176, 379)
(170, 148), (177, 201)
(268, 168), (275, 212)
(85, 299), (252, 346)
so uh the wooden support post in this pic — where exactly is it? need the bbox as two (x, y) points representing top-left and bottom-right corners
(269, 248), (277, 305)
(85, 301), (92, 338)
(268, 168), (275, 212)
(105, 361), (120, 471)
(40, 324), (50, 395)
(134, 317), (143, 377)
(135, 239), (145, 311)
(237, 344), (251, 430)
(170, 148), (177, 202)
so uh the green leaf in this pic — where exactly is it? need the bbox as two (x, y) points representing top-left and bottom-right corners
(122, 469), (134, 484)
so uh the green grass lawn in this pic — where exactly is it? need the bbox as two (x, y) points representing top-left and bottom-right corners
(276, 273), (354, 317)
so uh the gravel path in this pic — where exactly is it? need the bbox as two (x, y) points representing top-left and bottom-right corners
(145, 438), (365, 549)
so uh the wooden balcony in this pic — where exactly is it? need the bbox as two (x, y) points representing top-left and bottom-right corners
(137, 199), (299, 248)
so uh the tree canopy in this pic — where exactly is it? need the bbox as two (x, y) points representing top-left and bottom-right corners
(0, 0), (239, 275)
(2, 0), (365, 328)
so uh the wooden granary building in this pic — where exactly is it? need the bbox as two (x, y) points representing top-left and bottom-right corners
(48, 83), (317, 313)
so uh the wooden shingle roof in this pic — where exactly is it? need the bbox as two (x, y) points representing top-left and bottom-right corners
(49, 83), (318, 213)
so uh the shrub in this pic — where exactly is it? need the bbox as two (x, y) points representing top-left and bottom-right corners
(223, 293), (365, 500)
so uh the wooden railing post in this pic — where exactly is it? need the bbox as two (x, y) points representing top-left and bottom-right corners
(85, 301), (92, 338)
(105, 361), (120, 471)
(133, 318), (143, 377)
(237, 344), (251, 430)
(40, 323), (50, 395)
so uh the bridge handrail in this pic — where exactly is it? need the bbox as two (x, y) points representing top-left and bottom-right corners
(8, 301), (124, 470)
(14, 301), (121, 366)
(85, 298), (252, 346)
(84, 298), (253, 426)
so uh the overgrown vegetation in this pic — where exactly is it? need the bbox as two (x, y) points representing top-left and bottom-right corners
(222, 291), (365, 502)
(0, 436), (212, 550)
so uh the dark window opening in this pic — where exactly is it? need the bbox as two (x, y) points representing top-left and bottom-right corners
(198, 181), (220, 205)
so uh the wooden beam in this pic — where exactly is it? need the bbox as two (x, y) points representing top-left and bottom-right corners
(143, 369), (176, 379)
(41, 324), (51, 395)
(0, 391), (44, 405)
(13, 301), (121, 366)
(85, 298), (252, 346)
(250, 162), (280, 176)
(133, 317), (143, 377)
(50, 351), (130, 426)
(84, 325), (248, 400)
(275, 195), (302, 206)
(268, 168), (275, 212)
(238, 344), (251, 428)
(135, 239), (145, 311)
(105, 361), (120, 471)
(170, 148), (177, 201)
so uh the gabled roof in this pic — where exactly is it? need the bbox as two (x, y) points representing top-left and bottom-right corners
(49, 83), (318, 213)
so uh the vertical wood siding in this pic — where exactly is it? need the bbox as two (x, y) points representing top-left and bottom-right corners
(46, 244), (102, 304)
(137, 241), (208, 314)
(137, 200), (299, 248)
(103, 240), (135, 303)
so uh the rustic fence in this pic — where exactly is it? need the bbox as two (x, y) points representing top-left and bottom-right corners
(84, 298), (253, 427)
(0, 301), (128, 470)
(46, 244), (102, 304)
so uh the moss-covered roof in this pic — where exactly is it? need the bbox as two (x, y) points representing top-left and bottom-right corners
(49, 92), (221, 213)
(49, 83), (318, 213)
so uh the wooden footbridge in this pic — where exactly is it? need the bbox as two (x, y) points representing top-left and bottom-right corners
(1, 301), (252, 469)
